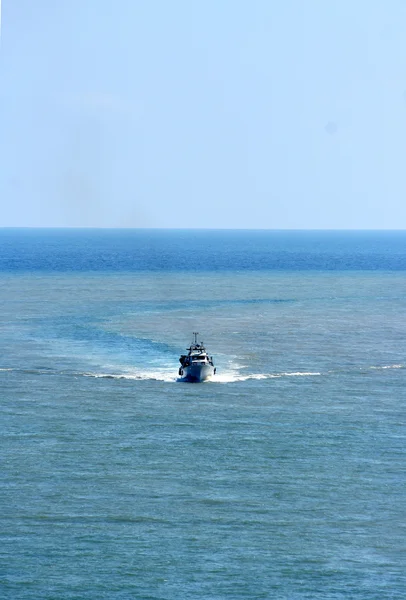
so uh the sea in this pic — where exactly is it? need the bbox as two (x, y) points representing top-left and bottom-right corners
(1, 229), (405, 599)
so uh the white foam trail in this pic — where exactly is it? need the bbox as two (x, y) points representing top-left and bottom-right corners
(2, 364), (403, 382)
(83, 368), (323, 383)
(281, 371), (322, 377)
(211, 371), (321, 383)
(210, 359), (260, 382)
(83, 370), (177, 382)
(370, 364), (404, 370)
(212, 373), (266, 383)
(7, 364), (402, 382)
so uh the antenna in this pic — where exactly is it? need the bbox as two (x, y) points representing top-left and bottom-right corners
(193, 332), (199, 344)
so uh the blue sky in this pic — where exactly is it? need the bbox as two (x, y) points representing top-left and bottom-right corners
(2, 0), (406, 228)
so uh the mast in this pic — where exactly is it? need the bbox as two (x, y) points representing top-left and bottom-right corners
(193, 332), (199, 345)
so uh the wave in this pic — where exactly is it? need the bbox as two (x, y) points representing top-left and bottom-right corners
(213, 371), (322, 383)
(82, 369), (322, 383)
(1, 364), (404, 382)
(83, 370), (177, 383)
(369, 364), (404, 370)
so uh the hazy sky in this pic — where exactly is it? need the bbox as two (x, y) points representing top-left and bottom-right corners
(2, 1), (406, 228)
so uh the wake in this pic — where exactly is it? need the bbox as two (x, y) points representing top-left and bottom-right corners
(105, 362), (405, 382)
(211, 371), (321, 383)
(82, 368), (322, 383)
(1, 364), (404, 383)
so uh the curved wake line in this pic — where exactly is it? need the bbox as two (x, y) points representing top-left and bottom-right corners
(1, 364), (404, 383)
(82, 364), (405, 382)
(82, 370), (322, 383)
(213, 371), (323, 383)
(83, 371), (176, 383)
(369, 364), (404, 370)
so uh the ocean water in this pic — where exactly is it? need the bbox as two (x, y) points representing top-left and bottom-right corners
(1, 229), (405, 599)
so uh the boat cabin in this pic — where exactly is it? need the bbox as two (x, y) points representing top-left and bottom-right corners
(179, 333), (214, 367)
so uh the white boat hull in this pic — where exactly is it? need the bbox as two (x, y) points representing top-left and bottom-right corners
(181, 363), (215, 382)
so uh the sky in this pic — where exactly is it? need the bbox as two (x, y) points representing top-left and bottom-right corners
(1, 0), (406, 229)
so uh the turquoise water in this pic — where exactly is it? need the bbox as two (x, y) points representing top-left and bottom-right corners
(1, 231), (405, 599)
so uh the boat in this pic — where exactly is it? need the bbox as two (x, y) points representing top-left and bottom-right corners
(178, 332), (216, 382)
